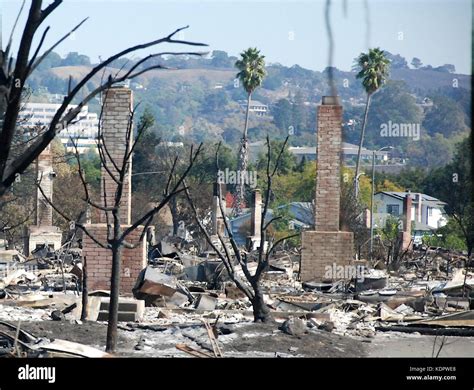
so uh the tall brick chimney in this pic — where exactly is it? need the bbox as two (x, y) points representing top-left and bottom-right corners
(416, 193), (423, 223)
(300, 96), (354, 282)
(250, 189), (262, 238)
(403, 194), (412, 233)
(36, 145), (54, 226)
(82, 86), (147, 295)
(26, 144), (62, 255)
(211, 182), (226, 236)
(400, 194), (413, 251)
(99, 86), (133, 225)
(314, 96), (342, 231)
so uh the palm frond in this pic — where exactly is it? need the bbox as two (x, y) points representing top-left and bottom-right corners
(235, 47), (266, 94)
(354, 47), (390, 94)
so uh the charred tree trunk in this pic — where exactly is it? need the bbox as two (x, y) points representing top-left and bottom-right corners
(251, 282), (271, 323)
(170, 198), (180, 236)
(106, 215), (122, 353)
(80, 256), (88, 321)
(106, 243), (121, 353)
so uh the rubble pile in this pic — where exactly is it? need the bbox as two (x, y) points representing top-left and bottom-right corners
(0, 240), (473, 356)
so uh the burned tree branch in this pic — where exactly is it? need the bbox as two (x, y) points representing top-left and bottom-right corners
(121, 144), (203, 241)
(185, 184), (254, 300)
(0, 3), (208, 196)
(36, 178), (107, 249)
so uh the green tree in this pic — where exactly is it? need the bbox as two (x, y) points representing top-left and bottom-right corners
(201, 91), (229, 114)
(405, 133), (455, 168)
(434, 64), (456, 73)
(411, 57), (422, 69)
(222, 127), (241, 145)
(36, 51), (62, 70)
(270, 161), (315, 203)
(291, 91), (307, 134)
(132, 109), (160, 191)
(424, 135), (473, 257)
(386, 167), (428, 192)
(61, 51), (91, 66)
(256, 139), (296, 175)
(365, 81), (423, 149)
(423, 95), (469, 137)
(384, 52), (408, 69)
(353, 48), (390, 197)
(234, 48), (266, 214)
(422, 219), (467, 252)
(273, 99), (292, 131)
(210, 50), (232, 68)
(79, 150), (101, 190)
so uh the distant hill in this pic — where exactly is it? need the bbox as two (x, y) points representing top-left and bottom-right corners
(27, 50), (471, 171)
(49, 66), (236, 86)
(390, 68), (470, 91)
(46, 62), (471, 98)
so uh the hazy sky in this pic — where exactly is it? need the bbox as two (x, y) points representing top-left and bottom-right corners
(1, 0), (471, 74)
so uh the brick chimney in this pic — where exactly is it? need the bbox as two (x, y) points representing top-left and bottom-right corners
(300, 96), (354, 282)
(314, 96), (342, 231)
(211, 182), (226, 236)
(403, 194), (412, 233)
(250, 189), (262, 238)
(99, 86), (133, 225)
(416, 193), (423, 223)
(36, 145), (54, 226)
(400, 194), (413, 251)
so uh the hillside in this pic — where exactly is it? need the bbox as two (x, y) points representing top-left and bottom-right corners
(45, 63), (471, 99)
(49, 66), (236, 86)
(27, 50), (471, 171)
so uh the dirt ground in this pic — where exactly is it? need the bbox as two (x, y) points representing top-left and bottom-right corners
(14, 319), (474, 358)
(368, 332), (474, 358)
(18, 320), (368, 357)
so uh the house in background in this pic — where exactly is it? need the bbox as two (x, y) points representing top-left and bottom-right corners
(19, 102), (99, 154)
(289, 142), (391, 165)
(238, 100), (269, 117)
(229, 202), (312, 246)
(373, 191), (448, 244)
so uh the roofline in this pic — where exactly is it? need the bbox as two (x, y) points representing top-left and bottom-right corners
(375, 191), (446, 205)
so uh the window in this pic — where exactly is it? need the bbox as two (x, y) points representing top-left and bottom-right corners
(428, 207), (433, 217)
(387, 204), (400, 216)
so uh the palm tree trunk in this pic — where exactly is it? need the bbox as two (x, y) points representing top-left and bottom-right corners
(234, 93), (252, 215)
(243, 93), (251, 141)
(354, 93), (372, 198)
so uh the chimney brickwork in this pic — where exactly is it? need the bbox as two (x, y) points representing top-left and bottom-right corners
(314, 104), (342, 231)
(250, 189), (262, 238)
(83, 87), (146, 295)
(99, 87), (133, 225)
(211, 182), (226, 236)
(36, 145), (54, 226)
(400, 194), (413, 251)
(300, 97), (354, 282)
(26, 145), (62, 255)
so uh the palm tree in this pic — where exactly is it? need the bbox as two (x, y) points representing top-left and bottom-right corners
(233, 48), (266, 215)
(353, 48), (390, 198)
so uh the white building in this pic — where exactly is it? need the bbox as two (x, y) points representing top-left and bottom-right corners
(374, 191), (447, 228)
(238, 100), (268, 117)
(289, 142), (390, 164)
(373, 191), (448, 245)
(19, 102), (99, 153)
